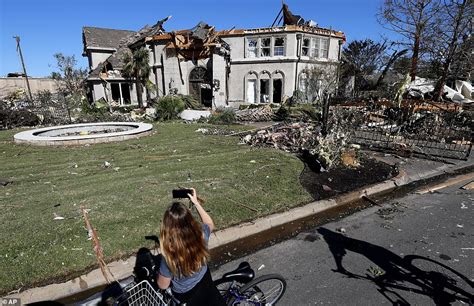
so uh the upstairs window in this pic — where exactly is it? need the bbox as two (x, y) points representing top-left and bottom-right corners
(310, 37), (330, 59)
(260, 38), (271, 57)
(247, 38), (258, 58)
(302, 38), (310, 56)
(311, 38), (319, 58)
(274, 37), (285, 56)
(320, 38), (329, 58)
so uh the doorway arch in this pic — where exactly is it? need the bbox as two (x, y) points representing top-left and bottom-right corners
(189, 66), (212, 107)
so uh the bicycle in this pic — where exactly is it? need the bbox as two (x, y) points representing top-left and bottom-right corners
(214, 261), (287, 305)
(107, 236), (287, 305)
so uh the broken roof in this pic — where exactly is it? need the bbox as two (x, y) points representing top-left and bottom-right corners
(82, 27), (135, 51)
(86, 19), (168, 79)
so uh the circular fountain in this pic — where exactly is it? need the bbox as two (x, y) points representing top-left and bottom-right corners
(14, 122), (153, 146)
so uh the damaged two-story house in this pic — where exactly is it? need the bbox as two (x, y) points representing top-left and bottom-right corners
(82, 4), (345, 108)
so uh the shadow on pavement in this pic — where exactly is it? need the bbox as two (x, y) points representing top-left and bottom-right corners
(317, 228), (473, 305)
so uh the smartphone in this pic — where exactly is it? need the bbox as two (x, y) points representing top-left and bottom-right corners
(172, 189), (192, 198)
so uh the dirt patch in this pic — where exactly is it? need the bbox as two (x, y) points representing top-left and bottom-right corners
(299, 155), (398, 200)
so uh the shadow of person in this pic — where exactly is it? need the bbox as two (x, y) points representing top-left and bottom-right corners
(317, 227), (473, 305)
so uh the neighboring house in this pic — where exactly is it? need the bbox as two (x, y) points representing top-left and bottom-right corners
(82, 4), (345, 108)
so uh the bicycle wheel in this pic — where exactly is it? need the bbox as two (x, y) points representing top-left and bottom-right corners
(405, 255), (473, 304)
(214, 279), (237, 301)
(231, 274), (286, 306)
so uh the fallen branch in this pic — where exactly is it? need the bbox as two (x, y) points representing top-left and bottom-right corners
(81, 205), (116, 284)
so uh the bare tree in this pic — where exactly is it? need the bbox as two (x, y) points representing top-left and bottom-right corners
(378, 0), (441, 81)
(431, 0), (472, 101)
(52, 53), (87, 122)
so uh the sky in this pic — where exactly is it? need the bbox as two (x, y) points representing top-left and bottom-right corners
(0, 0), (391, 77)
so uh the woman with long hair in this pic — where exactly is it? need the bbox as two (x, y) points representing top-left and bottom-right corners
(157, 188), (225, 305)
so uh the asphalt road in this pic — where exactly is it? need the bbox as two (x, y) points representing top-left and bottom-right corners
(213, 177), (474, 305)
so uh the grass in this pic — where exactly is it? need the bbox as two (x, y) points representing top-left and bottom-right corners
(0, 122), (311, 294)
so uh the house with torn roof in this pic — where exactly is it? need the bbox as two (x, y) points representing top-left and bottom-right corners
(82, 4), (345, 108)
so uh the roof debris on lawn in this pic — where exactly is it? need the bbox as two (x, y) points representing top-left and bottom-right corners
(242, 122), (321, 153)
(235, 105), (274, 122)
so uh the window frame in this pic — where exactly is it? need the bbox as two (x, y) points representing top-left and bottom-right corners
(273, 36), (286, 57)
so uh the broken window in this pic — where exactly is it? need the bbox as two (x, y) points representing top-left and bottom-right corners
(247, 38), (258, 58)
(261, 38), (271, 57)
(321, 38), (329, 58)
(274, 37), (285, 56)
(121, 84), (131, 105)
(260, 79), (270, 102)
(302, 38), (310, 56)
(111, 83), (121, 103)
(311, 38), (319, 58)
(311, 37), (330, 59)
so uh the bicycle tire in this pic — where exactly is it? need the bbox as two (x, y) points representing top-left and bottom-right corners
(230, 274), (286, 306)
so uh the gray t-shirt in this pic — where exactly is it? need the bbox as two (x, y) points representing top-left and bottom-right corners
(159, 224), (210, 293)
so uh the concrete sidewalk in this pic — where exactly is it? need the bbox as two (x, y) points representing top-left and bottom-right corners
(5, 152), (474, 303)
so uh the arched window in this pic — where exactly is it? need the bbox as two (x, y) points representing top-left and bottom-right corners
(245, 71), (258, 103)
(272, 70), (284, 103)
(259, 71), (271, 103)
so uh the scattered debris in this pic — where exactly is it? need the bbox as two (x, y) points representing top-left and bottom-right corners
(322, 184), (332, 192)
(341, 150), (359, 167)
(53, 213), (65, 220)
(0, 179), (12, 186)
(367, 266), (385, 277)
(439, 254), (452, 261)
(460, 181), (474, 190)
(102, 161), (111, 168)
(258, 264), (265, 271)
(235, 106), (274, 122)
(336, 227), (346, 233)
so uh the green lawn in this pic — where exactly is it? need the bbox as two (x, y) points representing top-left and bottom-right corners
(0, 122), (311, 293)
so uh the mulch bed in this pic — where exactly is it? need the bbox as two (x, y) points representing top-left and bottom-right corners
(299, 155), (398, 200)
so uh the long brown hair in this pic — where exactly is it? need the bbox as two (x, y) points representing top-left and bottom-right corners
(159, 202), (210, 277)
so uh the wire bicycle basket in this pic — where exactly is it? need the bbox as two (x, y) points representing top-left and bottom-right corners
(116, 280), (167, 306)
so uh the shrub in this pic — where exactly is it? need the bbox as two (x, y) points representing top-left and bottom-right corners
(180, 95), (201, 110)
(0, 109), (39, 129)
(274, 105), (290, 121)
(208, 108), (236, 124)
(155, 95), (185, 120)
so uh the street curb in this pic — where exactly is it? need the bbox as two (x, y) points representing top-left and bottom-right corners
(5, 161), (473, 303)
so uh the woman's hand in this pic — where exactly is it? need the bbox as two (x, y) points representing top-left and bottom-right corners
(187, 188), (199, 205)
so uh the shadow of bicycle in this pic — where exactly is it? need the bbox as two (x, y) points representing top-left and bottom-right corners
(317, 227), (473, 305)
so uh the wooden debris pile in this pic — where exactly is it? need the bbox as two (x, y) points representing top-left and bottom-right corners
(242, 122), (321, 153)
(235, 106), (274, 122)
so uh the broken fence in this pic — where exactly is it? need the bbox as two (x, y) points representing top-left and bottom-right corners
(348, 107), (472, 161)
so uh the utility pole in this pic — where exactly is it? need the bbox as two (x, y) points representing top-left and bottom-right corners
(13, 36), (33, 101)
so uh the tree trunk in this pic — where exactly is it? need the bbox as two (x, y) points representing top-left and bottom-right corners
(136, 78), (143, 108)
(375, 49), (409, 88)
(410, 33), (420, 81)
(433, 0), (467, 101)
